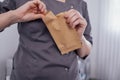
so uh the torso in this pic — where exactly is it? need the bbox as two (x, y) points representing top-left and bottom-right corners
(10, 0), (84, 80)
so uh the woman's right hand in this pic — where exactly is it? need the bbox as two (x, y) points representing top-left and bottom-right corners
(14, 0), (47, 22)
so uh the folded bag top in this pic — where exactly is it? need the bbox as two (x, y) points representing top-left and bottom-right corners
(42, 11), (82, 55)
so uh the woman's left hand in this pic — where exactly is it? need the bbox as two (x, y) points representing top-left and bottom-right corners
(64, 9), (87, 39)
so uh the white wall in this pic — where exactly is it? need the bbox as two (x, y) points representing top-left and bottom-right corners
(88, 0), (120, 79)
(0, 0), (4, 2)
(0, 24), (19, 80)
(85, 0), (100, 78)
(93, 0), (120, 79)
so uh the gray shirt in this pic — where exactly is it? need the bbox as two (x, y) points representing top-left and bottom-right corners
(0, 0), (93, 80)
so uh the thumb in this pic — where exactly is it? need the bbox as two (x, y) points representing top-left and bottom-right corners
(33, 14), (45, 20)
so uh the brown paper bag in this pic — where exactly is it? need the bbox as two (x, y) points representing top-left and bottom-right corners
(42, 11), (82, 55)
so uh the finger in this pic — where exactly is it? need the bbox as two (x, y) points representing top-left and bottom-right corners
(72, 18), (87, 28)
(38, 3), (43, 10)
(29, 0), (38, 8)
(32, 8), (38, 14)
(76, 11), (84, 20)
(71, 19), (80, 28)
(40, 2), (47, 12)
(37, 1), (47, 13)
(67, 12), (76, 23)
(64, 9), (75, 18)
(41, 5), (46, 13)
(72, 18), (81, 28)
(33, 13), (45, 20)
(69, 14), (80, 27)
(65, 9), (79, 23)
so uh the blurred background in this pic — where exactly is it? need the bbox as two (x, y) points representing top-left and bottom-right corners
(0, 0), (120, 80)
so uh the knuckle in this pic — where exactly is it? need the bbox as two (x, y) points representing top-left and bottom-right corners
(70, 9), (76, 12)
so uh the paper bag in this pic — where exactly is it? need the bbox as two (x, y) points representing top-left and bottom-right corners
(42, 11), (82, 55)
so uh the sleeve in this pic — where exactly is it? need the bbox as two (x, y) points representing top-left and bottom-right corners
(0, 0), (16, 32)
(82, 1), (93, 45)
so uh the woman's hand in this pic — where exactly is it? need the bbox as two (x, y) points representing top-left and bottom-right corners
(14, 0), (47, 22)
(64, 9), (92, 58)
(0, 0), (47, 29)
(64, 9), (87, 39)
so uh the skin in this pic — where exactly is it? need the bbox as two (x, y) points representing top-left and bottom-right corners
(0, 0), (47, 30)
(64, 9), (92, 58)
